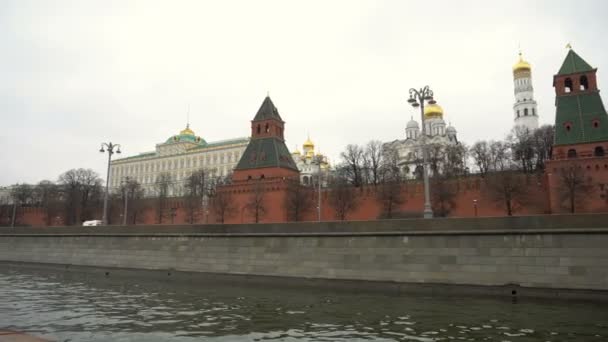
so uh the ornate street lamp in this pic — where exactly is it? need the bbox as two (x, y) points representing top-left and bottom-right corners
(99, 142), (121, 225)
(312, 154), (325, 222)
(408, 86), (434, 218)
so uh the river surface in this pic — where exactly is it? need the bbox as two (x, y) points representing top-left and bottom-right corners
(1, 266), (608, 341)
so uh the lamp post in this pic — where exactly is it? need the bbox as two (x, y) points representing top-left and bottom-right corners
(313, 155), (325, 222)
(473, 199), (478, 217)
(99, 142), (121, 226)
(121, 176), (130, 226)
(407, 86), (435, 219)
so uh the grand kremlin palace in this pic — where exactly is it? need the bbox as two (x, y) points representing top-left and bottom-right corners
(109, 125), (249, 197)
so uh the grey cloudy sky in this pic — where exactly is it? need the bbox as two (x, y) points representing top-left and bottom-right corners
(1, 0), (607, 185)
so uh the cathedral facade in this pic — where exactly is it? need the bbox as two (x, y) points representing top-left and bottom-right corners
(291, 137), (330, 186)
(384, 102), (458, 178)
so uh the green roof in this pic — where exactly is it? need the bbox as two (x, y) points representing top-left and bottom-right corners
(554, 92), (608, 145)
(192, 137), (249, 149)
(253, 96), (283, 121)
(164, 134), (207, 145)
(558, 49), (594, 75)
(234, 137), (298, 171)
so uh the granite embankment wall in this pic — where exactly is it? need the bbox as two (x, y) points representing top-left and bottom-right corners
(1, 215), (608, 297)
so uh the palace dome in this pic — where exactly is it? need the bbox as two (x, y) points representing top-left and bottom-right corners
(165, 124), (207, 145)
(424, 103), (444, 119)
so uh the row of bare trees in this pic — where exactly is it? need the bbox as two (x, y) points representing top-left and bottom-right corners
(1, 168), (104, 226)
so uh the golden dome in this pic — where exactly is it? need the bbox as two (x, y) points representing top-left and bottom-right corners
(180, 124), (195, 136)
(303, 137), (314, 149)
(306, 150), (314, 158)
(512, 52), (531, 73)
(424, 103), (444, 118)
(293, 146), (301, 155)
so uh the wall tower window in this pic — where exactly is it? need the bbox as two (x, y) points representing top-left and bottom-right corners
(564, 78), (573, 93)
(580, 75), (589, 91)
(595, 146), (605, 157)
(567, 149), (577, 159)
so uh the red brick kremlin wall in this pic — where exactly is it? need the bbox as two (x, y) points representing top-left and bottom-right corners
(2, 173), (577, 227)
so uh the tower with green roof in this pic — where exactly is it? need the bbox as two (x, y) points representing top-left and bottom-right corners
(552, 48), (608, 159)
(232, 96), (299, 181)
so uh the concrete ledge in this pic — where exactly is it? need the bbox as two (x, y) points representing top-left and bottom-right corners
(3, 261), (608, 303)
(1, 213), (608, 236)
(1, 227), (608, 238)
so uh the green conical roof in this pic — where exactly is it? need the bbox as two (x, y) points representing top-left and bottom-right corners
(557, 49), (594, 75)
(253, 96), (283, 121)
(234, 137), (298, 171)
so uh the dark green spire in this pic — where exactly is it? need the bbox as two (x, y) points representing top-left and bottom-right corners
(557, 49), (594, 75)
(253, 96), (283, 121)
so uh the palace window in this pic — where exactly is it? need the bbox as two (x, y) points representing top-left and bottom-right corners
(524, 108), (529, 116)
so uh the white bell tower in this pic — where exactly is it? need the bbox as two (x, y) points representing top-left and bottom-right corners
(512, 51), (539, 131)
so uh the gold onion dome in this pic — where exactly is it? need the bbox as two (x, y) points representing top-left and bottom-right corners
(303, 137), (314, 149)
(293, 146), (301, 155)
(513, 52), (531, 73)
(424, 103), (444, 119)
(180, 124), (195, 136)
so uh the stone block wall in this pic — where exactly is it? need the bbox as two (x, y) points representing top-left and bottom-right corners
(1, 216), (608, 291)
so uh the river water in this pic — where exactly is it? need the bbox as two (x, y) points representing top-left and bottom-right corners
(1, 266), (607, 341)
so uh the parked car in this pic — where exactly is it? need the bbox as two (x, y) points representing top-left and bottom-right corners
(82, 220), (103, 226)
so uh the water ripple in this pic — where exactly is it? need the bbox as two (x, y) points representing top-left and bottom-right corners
(1, 267), (608, 341)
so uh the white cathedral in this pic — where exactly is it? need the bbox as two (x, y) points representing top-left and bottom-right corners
(512, 51), (539, 131)
(384, 102), (458, 178)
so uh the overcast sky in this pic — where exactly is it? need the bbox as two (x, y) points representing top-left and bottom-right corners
(1, 0), (607, 185)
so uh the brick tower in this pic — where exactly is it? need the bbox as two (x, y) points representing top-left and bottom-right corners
(232, 96), (299, 181)
(546, 48), (608, 213)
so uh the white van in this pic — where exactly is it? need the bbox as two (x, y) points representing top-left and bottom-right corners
(82, 220), (103, 226)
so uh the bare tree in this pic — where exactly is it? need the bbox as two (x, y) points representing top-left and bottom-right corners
(444, 143), (468, 177)
(340, 144), (365, 187)
(183, 169), (210, 224)
(328, 169), (359, 220)
(154, 172), (172, 224)
(431, 175), (456, 217)
(119, 178), (144, 224)
(33, 180), (61, 226)
(8, 183), (34, 225)
(470, 141), (491, 176)
(509, 126), (536, 173)
(57, 169), (103, 225)
(532, 125), (554, 171)
(427, 143), (445, 176)
(489, 141), (511, 172)
(376, 148), (405, 219)
(558, 164), (594, 213)
(484, 170), (529, 216)
(363, 140), (384, 186)
(210, 188), (235, 224)
(285, 178), (313, 221)
(246, 180), (266, 223)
